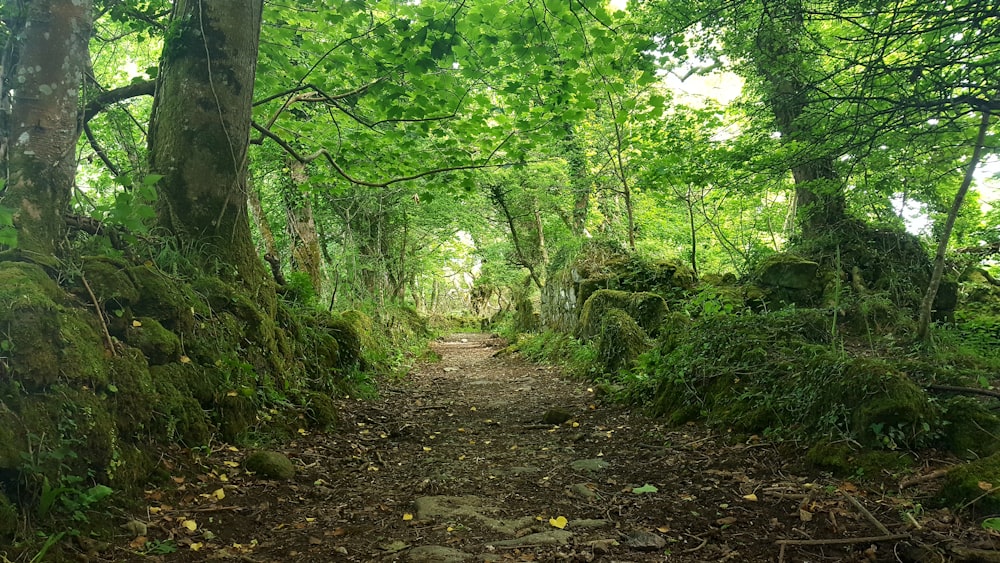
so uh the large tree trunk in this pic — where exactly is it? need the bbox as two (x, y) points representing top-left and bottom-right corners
(283, 161), (324, 294)
(148, 0), (266, 289)
(756, 0), (846, 238)
(0, 0), (92, 264)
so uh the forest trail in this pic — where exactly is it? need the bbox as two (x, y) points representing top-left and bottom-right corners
(117, 334), (955, 562)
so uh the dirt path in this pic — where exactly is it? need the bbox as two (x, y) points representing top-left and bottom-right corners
(113, 333), (976, 562)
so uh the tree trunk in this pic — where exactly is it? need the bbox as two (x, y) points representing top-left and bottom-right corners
(917, 110), (992, 341)
(562, 122), (591, 237)
(756, 0), (845, 237)
(148, 0), (266, 289)
(283, 162), (324, 294)
(0, 0), (92, 264)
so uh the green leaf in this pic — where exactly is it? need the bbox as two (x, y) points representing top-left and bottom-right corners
(984, 518), (1000, 532)
(141, 174), (164, 186)
(632, 484), (658, 494)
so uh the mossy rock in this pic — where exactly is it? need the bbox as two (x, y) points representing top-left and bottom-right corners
(938, 452), (1000, 513)
(596, 308), (649, 374)
(150, 375), (212, 446)
(576, 277), (613, 310)
(805, 441), (913, 477)
(0, 261), (64, 306)
(300, 391), (338, 429)
(79, 256), (139, 306)
(58, 309), (109, 385)
(514, 297), (540, 333)
(216, 393), (257, 443)
(128, 265), (196, 333)
(756, 254), (820, 290)
(341, 310), (376, 350)
(108, 446), (156, 490)
(125, 317), (181, 365)
(244, 450), (295, 480)
(847, 361), (938, 448)
(577, 289), (667, 341)
(0, 491), (16, 539)
(939, 397), (1000, 458)
(107, 348), (156, 436)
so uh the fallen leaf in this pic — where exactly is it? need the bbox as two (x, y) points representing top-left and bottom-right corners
(224, 461), (239, 467)
(179, 355), (191, 364)
(132, 320), (142, 327)
(423, 446), (432, 451)
(212, 488), (225, 500)
(980, 481), (994, 491)
(219, 474), (228, 482)
(182, 519), (198, 532)
(308, 536), (322, 545)
(549, 516), (568, 529)
(656, 525), (670, 533)
(403, 513), (414, 521)
(171, 476), (185, 484)
(799, 509), (814, 522)
(632, 484), (658, 494)
(716, 516), (738, 526)
(190, 542), (203, 551)
(743, 493), (758, 501)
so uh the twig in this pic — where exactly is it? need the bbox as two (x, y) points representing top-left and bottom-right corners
(775, 533), (909, 547)
(925, 384), (1000, 400)
(899, 468), (951, 490)
(81, 273), (116, 356)
(841, 491), (891, 536)
(681, 533), (708, 553)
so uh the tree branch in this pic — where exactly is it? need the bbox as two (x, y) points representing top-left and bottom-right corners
(82, 80), (156, 124)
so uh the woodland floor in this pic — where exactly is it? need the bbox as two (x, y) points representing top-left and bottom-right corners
(105, 333), (1000, 562)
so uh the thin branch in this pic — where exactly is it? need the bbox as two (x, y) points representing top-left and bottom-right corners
(82, 80), (156, 124)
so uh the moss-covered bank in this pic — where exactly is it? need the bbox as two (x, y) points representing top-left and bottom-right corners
(0, 258), (377, 542)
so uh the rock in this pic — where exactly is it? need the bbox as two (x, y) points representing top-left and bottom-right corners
(624, 530), (667, 552)
(542, 408), (573, 425)
(491, 530), (573, 547)
(244, 451), (295, 480)
(567, 483), (598, 501)
(756, 254), (819, 290)
(570, 458), (609, 473)
(407, 546), (473, 562)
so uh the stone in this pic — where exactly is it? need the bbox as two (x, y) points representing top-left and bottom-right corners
(542, 408), (573, 425)
(244, 451), (295, 480)
(407, 546), (473, 562)
(624, 530), (667, 551)
(757, 255), (819, 290)
(570, 458), (610, 473)
(567, 483), (598, 501)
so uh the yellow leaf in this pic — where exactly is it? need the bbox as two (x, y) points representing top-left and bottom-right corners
(743, 493), (758, 501)
(657, 525), (671, 533)
(980, 481), (994, 491)
(148, 506), (161, 514)
(219, 474), (228, 482)
(132, 320), (142, 327)
(298, 428), (308, 435)
(227, 391), (238, 397)
(423, 446), (432, 451)
(305, 517), (315, 523)
(470, 406), (477, 411)
(179, 355), (191, 364)
(403, 513), (414, 521)
(224, 461), (239, 468)
(549, 516), (568, 529)
(212, 488), (225, 500)
(228, 446), (239, 452)
(572, 422), (580, 428)
(182, 519), (198, 532)
(190, 542), (203, 551)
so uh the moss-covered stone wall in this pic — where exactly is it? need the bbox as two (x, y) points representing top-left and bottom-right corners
(0, 258), (366, 538)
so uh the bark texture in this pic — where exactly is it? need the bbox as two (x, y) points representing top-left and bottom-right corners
(148, 0), (265, 287)
(1, 0), (93, 263)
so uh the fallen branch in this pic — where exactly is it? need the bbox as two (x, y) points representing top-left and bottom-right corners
(775, 533), (909, 547)
(80, 274), (116, 356)
(841, 491), (891, 536)
(899, 468), (951, 490)
(925, 384), (1000, 400)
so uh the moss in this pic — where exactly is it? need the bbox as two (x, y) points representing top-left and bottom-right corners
(805, 441), (913, 477)
(300, 391), (338, 429)
(244, 450), (295, 480)
(79, 256), (139, 306)
(939, 397), (1000, 458)
(0, 262), (63, 306)
(128, 265), (196, 333)
(216, 393), (256, 443)
(577, 289), (667, 340)
(58, 310), (109, 385)
(847, 360), (938, 448)
(150, 374), (212, 446)
(938, 452), (1000, 513)
(125, 317), (181, 365)
(576, 277), (613, 310)
(107, 445), (156, 490)
(106, 349), (155, 437)
(0, 491), (16, 539)
(596, 308), (649, 374)
(514, 297), (540, 333)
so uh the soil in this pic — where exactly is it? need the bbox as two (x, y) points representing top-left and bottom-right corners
(104, 333), (997, 562)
